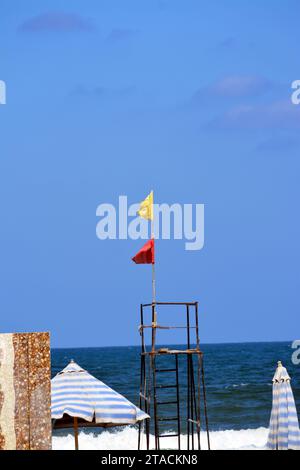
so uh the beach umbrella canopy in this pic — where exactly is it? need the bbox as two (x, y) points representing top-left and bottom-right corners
(266, 361), (300, 450)
(51, 360), (149, 449)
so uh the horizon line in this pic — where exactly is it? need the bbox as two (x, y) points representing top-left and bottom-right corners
(51, 339), (294, 350)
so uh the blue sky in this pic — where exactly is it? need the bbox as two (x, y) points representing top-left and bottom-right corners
(0, 0), (300, 347)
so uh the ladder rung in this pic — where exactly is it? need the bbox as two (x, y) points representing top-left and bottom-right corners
(158, 417), (178, 422)
(155, 385), (177, 389)
(156, 401), (178, 405)
(155, 368), (177, 373)
(159, 433), (179, 438)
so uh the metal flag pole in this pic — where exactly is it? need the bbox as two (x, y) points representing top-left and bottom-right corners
(151, 190), (157, 350)
(152, 262), (156, 306)
(151, 190), (156, 305)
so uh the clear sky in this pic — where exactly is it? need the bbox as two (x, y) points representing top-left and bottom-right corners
(1, 1), (300, 347)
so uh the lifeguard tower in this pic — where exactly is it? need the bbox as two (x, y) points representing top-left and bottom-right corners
(138, 301), (210, 450)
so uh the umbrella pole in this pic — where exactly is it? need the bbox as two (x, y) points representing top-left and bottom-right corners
(74, 417), (79, 450)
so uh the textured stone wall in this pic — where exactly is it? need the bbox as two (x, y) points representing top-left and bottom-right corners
(0, 332), (51, 450)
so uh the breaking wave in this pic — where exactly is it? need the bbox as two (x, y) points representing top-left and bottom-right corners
(52, 426), (269, 450)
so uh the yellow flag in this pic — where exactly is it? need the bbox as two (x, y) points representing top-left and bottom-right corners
(137, 191), (153, 220)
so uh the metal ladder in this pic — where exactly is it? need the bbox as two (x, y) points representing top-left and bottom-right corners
(152, 354), (181, 450)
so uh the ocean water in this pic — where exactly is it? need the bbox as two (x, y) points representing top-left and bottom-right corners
(51, 342), (300, 450)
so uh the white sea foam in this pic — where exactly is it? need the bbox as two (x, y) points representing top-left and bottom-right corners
(52, 426), (269, 450)
(225, 383), (250, 389)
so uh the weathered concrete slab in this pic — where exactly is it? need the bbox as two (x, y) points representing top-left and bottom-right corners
(0, 332), (51, 450)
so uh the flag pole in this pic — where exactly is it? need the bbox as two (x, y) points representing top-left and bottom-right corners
(151, 190), (157, 349)
(152, 260), (156, 306)
(151, 190), (156, 323)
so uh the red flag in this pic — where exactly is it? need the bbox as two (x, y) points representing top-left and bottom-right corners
(132, 239), (155, 264)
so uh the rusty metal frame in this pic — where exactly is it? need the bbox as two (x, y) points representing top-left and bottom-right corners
(137, 301), (210, 451)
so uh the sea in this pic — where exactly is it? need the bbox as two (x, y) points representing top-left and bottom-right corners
(51, 341), (300, 450)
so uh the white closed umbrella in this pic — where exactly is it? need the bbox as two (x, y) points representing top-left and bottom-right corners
(266, 361), (300, 450)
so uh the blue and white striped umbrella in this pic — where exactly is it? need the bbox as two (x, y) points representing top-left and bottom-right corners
(51, 360), (149, 425)
(266, 361), (300, 450)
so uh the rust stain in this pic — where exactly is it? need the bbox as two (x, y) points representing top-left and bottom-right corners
(13, 332), (52, 450)
(13, 333), (30, 450)
(28, 333), (52, 450)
